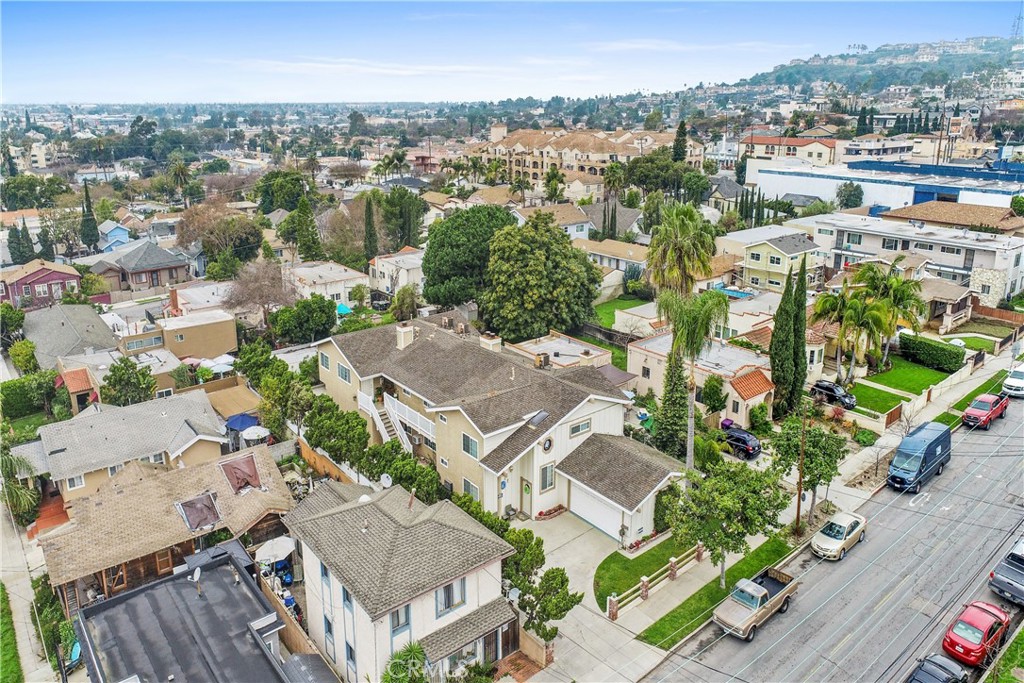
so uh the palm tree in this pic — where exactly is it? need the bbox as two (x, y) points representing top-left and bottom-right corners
(811, 282), (854, 382)
(603, 162), (625, 204)
(391, 149), (409, 178)
(839, 295), (888, 384)
(469, 156), (486, 183)
(543, 166), (565, 205)
(657, 289), (731, 477)
(303, 153), (321, 186)
(646, 202), (716, 295)
(1, 432), (39, 517)
(852, 256), (926, 367)
(485, 159), (506, 185)
(510, 176), (531, 204)
(168, 158), (192, 207)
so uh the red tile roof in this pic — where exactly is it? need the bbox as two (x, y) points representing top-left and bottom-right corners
(63, 368), (94, 394)
(730, 369), (775, 401)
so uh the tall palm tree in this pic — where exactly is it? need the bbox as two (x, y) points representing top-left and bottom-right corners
(1, 434), (39, 517)
(603, 161), (625, 204)
(510, 176), (531, 205)
(303, 153), (321, 186)
(646, 202), (716, 295)
(168, 158), (192, 207)
(839, 296), (888, 384)
(811, 282), (854, 383)
(657, 289), (731, 476)
(485, 159), (506, 185)
(852, 256), (926, 367)
(390, 149), (409, 178)
(543, 165), (565, 204)
(469, 156), (486, 183)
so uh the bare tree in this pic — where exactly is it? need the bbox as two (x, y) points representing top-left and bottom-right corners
(204, 173), (248, 200)
(39, 207), (81, 258)
(223, 261), (297, 334)
(329, 162), (364, 183)
(176, 197), (232, 249)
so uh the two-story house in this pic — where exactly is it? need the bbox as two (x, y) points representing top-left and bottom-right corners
(572, 238), (648, 273)
(106, 309), (238, 359)
(369, 247), (425, 297)
(740, 135), (838, 165)
(96, 220), (132, 252)
(715, 226), (822, 292)
(513, 205), (594, 240)
(315, 316), (681, 545)
(0, 259), (81, 309)
(288, 261), (370, 310)
(285, 483), (516, 682)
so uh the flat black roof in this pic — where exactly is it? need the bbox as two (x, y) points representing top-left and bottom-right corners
(78, 555), (286, 683)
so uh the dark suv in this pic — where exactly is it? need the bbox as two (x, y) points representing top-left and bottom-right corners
(811, 380), (857, 409)
(904, 653), (967, 683)
(724, 427), (762, 460)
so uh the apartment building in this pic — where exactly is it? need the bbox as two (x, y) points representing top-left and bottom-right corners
(715, 226), (823, 292)
(740, 135), (839, 166)
(315, 315), (680, 545)
(786, 212), (1024, 306)
(288, 261), (370, 307)
(109, 309), (238, 359)
(369, 247), (425, 296)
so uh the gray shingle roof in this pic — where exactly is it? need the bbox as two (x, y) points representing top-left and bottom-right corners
(765, 233), (819, 256)
(781, 193), (822, 208)
(556, 434), (682, 512)
(23, 305), (118, 370)
(115, 240), (188, 273)
(284, 483), (513, 620)
(580, 202), (642, 234)
(710, 176), (746, 200)
(418, 598), (516, 664)
(36, 392), (225, 480)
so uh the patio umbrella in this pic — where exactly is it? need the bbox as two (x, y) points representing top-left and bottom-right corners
(337, 302), (352, 316)
(255, 536), (296, 563)
(241, 425), (271, 442)
(209, 363), (234, 374)
(226, 413), (259, 432)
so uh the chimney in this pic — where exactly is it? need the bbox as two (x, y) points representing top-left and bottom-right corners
(396, 322), (415, 350)
(490, 124), (508, 143)
(408, 488), (417, 509)
(479, 332), (502, 353)
(579, 348), (594, 366)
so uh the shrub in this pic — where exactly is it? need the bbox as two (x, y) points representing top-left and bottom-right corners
(899, 334), (966, 373)
(0, 376), (39, 419)
(854, 429), (879, 446)
(749, 402), (771, 436)
(653, 483), (681, 533)
(830, 405), (846, 422)
(30, 574), (64, 672)
(729, 337), (766, 354)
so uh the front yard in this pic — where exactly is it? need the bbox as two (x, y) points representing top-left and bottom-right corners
(593, 535), (689, 609)
(952, 320), (1016, 339)
(868, 357), (949, 395)
(943, 336), (996, 353)
(593, 295), (644, 328)
(0, 583), (22, 683)
(848, 384), (904, 414)
(637, 537), (792, 649)
(951, 370), (1010, 412)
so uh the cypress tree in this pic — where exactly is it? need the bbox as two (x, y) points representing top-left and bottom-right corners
(294, 196), (325, 261)
(922, 112), (930, 133)
(363, 196), (378, 264)
(610, 202), (617, 240)
(789, 257), (808, 411)
(7, 223), (29, 264)
(868, 113), (875, 131)
(653, 351), (688, 458)
(953, 102), (960, 117)
(601, 201), (608, 235)
(909, 116), (917, 134)
(37, 226), (55, 261)
(24, 110), (30, 129)
(768, 269), (796, 415)
(20, 221), (35, 262)
(855, 107), (868, 136)
(671, 119), (687, 162)
(80, 181), (99, 252)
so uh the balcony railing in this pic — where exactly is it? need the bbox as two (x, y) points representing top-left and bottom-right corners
(358, 391), (392, 444)
(384, 392), (435, 439)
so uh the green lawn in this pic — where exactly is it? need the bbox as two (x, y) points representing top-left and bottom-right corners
(849, 384), (904, 414)
(952, 320), (1016, 339)
(637, 537), (792, 649)
(985, 614), (1024, 682)
(9, 412), (54, 445)
(934, 412), (962, 429)
(0, 583), (23, 683)
(943, 336), (996, 354)
(593, 296), (644, 328)
(576, 334), (627, 371)
(869, 357), (949, 395)
(952, 370), (1010, 412)
(594, 536), (689, 609)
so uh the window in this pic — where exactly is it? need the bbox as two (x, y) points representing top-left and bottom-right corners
(51, 283), (61, 297)
(1015, 253), (1021, 267)
(35, 284), (48, 297)
(402, 388), (411, 396)
(168, 269), (177, 280)
(22, 285), (30, 297)
(174, 334), (184, 342)
(331, 292), (341, 301)
(337, 363), (350, 383)
(940, 246), (961, 255)
(320, 352), (329, 369)
(809, 349), (817, 364)
(981, 284), (991, 294)
(436, 577), (466, 615)
(448, 642), (478, 670)
(731, 400), (740, 413)
(439, 414), (448, 424)
(540, 463), (555, 491)
(785, 146), (797, 157)
(66, 475), (84, 490)
(846, 233), (863, 246)
(769, 255), (782, 266)
(108, 464), (124, 477)
(882, 237), (899, 251)
(749, 252), (762, 262)
(324, 617), (336, 661)
(65, 280), (77, 292)
(345, 642), (355, 668)
(143, 453), (166, 465)
(750, 276), (760, 285)
(913, 242), (934, 251)
(807, 151), (813, 158)
(343, 586), (352, 608)
(768, 279), (782, 287)
(462, 479), (479, 501)
(0, 283), (5, 295)
(390, 605), (410, 633)
(439, 456), (449, 468)
(641, 366), (651, 379)
(462, 433), (479, 458)
(155, 548), (174, 575)
(570, 420), (591, 437)
(134, 273), (148, 284)
(155, 388), (173, 398)
(320, 561), (330, 581)
(425, 438), (437, 452)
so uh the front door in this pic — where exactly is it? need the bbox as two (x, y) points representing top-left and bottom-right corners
(150, 271), (160, 287)
(520, 478), (532, 516)
(500, 620), (519, 658)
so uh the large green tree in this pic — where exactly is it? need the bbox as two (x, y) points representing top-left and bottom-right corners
(80, 181), (99, 252)
(7, 222), (33, 265)
(671, 119), (688, 162)
(772, 417), (848, 528)
(769, 270), (796, 414)
(789, 258), (808, 412)
(254, 170), (308, 213)
(364, 195), (378, 263)
(270, 293), (337, 344)
(303, 395), (370, 464)
(422, 205), (513, 307)
(1, 428), (39, 518)
(293, 197), (325, 261)
(99, 357), (157, 406)
(0, 303), (25, 351)
(653, 352), (688, 458)
(381, 186), (427, 249)
(647, 202), (716, 295)
(852, 255), (926, 368)
(481, 212), (601, 342)
(835, 181), (864, 209)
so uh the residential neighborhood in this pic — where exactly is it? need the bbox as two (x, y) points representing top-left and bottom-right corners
(3, 5), (1024, 683)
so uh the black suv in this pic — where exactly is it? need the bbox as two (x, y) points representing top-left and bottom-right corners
(904, 653), (967, 683)
(811, 380), (857, 409)
(724, 427), (762, 460)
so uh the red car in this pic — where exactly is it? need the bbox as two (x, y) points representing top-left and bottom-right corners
(942, 601), (1010, 667)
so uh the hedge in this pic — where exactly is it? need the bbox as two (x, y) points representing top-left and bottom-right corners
(899, 334), (966, 374)
(0, 376), (38, 420)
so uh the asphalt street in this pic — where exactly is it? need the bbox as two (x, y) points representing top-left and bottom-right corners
(643, 402), (1024, 683)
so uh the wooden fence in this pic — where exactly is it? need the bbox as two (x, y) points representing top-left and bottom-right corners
(298, 437), (354, 483)
(257, 573), (321, 656)
(578, 321), (641, 349)
(606, 543), (700, 620)
(970, 296), (1024, 325)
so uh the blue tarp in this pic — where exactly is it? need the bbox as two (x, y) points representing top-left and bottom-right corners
(226, 413), (259, 431)
(336, 303), (352, 315)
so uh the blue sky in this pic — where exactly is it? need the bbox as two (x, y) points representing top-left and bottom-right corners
(1, 2), (1016, 103)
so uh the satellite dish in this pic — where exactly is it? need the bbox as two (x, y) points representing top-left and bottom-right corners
(380, 473), (393, 488)
(189, 567), (201, 583)
(358, 494), (372, 503)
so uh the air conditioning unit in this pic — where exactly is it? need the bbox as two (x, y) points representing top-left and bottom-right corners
(410, 435), (422, 445)
(456, 323), (466, 334)
(441, 316), (452, 329)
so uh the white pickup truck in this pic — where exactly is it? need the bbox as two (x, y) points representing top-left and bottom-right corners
(712, 567), (798, 642)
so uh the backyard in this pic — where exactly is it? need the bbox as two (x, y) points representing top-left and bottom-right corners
(637, 537), (791, 649)
(593, 295), (644, 328)
(575, 334), (627, 371)
(593, 535), (690, 609)
(849, 384), (904, 414)
(952, 320), (1016, 339)
(8, 413), (55, 445)
(942, 336), (996, 353)
(868, 356), (949, 395)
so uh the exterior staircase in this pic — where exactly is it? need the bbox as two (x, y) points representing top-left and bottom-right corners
(377, 407), (399, 441)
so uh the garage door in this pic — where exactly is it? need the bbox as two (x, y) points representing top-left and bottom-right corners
(570, 482), (622, 540)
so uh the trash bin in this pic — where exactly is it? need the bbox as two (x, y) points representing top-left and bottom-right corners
(720, 419), (734, 430)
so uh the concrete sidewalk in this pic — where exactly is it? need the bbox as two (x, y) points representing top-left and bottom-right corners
(1, 509), (56, 683)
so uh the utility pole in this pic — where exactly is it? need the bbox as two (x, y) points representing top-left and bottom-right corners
(794, 400), (808, 536)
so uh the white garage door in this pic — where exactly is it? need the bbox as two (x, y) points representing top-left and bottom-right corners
(570, 483), (622, 539)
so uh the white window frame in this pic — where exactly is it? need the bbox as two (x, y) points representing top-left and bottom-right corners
(750, 276), (761, 285)
(337, 363), (350, 383)
(570, 419), (591, 437)
(914, 242), (934, 251)
(439, 456), (449, 468)
(22, 285), (30, 297)
(462, 478), (479, 501)
(320, 352), (329, 369)
(66, 475), (85, 490)
(940, 245), (961, 255)
(174, 334), (185, 342)
(769, 255), (782, 266)
(768, 279), (782, 287)
(436, 577), (467, 615)
(540, 463), (555, 492)
(65, 279), (77, 292)
(462, 433), (479, 458)
(0, 282), (5, 295)
(108, 464), (124, 477)
(817, 228), (834, 236)
(35, 284), (48, 297)
(438, 414), (447, 423)
(846, 233), (863, 246)
(749, 252), (762, 262)
(881, 237), (898, 251)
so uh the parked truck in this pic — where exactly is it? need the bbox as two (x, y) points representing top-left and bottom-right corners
(961, 392), (1009, 430)
(989, 537), (1024, 606)
(712, 567), (798, 642)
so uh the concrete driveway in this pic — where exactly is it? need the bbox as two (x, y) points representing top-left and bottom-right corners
(514, 513), (666, 682)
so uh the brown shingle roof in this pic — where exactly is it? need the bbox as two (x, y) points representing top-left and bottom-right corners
(730, 368), (775, 400)
(737, 324), (825, 349)
(572, 238), (649, 262)
(882, 201), (1024, 233)
(705, 253), (741, 279)
(517, 204), (591, 227)
(2, 258), (80, 283)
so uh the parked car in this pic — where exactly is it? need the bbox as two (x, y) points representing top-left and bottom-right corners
(811, 511), (867, 561)
(989, 537), (1024, 606)
(888, 422), (952, 494)
(712, 567), (798, 642)
(941, 601), (1010, 667)
(1001, 368), (1024, 398)
(811, 380), (857, 409)
(904, 653), (968, 683)
(724, 427), (762, 460)
(961, 392), (1009, 430)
